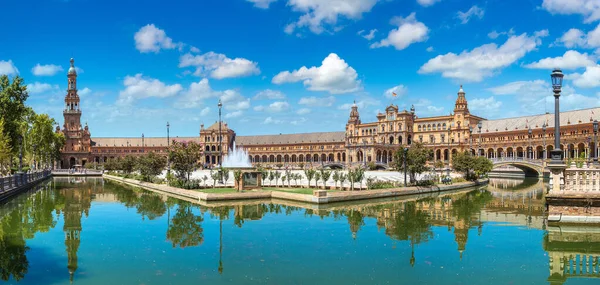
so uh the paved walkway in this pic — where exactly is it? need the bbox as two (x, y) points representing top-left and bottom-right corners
(103, 174), (487, 205)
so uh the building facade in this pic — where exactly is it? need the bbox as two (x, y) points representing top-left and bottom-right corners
(57, 59), (600, 169)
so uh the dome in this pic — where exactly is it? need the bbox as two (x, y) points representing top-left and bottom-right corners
(68, 58), (77, 75)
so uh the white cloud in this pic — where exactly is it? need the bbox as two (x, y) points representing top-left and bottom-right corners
(426, 46), (434, 52)
(179, 51), (260, 79)
(419, 32), (545, 82)
(27, 82), (59, 94)
(254, 105), (265, 112)
(246, 0), (278, 9)
(273, 53), (361, 94)
(200, 107), (210, 116)
(488, 28), (514, 39)
(0, 60), (19, 76)
(370, 13), (429, 50)
(570, 65), (600, 88)
(357, 29), (377, 40)
(469, 96), (503, 114)
(117, 74), (183, 105)
(79, 87), (92, 96)
(417, 0), (441, 7)
(134, 24), (180, 53)
(457, 5), (484, 24)
(291, 117), (307, 125)
(556, 24), (600, 49)
(542, 0), (600, 23)
(298, 96), (335, 107)
(254, 89), (285, 99)
(297, 108), (311, 115)
(190, 46), (200, 53)
(412, 98), (445, 116)
(220, 90), (250, 111)
(263, 116), (284, 124)
(488, 80), (549, 96)
(225, 111), (243, 118)
(384, 84), (408, 99)
(75, 67), (84, 74)
(267, 101), (290, 112)
(524, 50), (596, 70)
(31, 64), (63, 76)
(284, 0), (379, 35)
(337, 97), (380, 110)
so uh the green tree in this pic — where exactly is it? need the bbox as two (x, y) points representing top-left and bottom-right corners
(339, 173), (347, 190)
(169, 141), (202, 182)
(210, 170), (220, 188)
(452, 152), (492, 181)
(137, 152), (167, 182)
(332, 170), (340, 190)
(233, 169), (242, 190)
(166, 202), (204, 248)
(221, 168), (230, 184)
(121, 155), (137, 175)
(314, 172), (321, 189)
(393, 142), (432, 184)
(303, 168), (316, 188)
(319, 169), (331, 189)
(473, 156), (493, 179)
(274, 171), (281, 187)
(0, 75), (29, 158)
(0, 118), (12, 175)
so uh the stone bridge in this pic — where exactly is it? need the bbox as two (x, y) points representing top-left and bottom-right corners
(490, 158), (546, 177)
(323, 162), (391, 170)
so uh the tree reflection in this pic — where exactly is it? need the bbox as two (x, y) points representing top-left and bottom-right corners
(166, 201), (204, 248)
(0, 209), (29, 281)
(136, 193), (166, 220)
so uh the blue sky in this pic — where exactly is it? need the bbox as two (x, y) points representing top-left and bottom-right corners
(1, 0), (600, 137)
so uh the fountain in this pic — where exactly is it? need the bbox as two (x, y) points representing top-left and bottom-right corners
(222, 142), (261, 190)
(222, 142), (252, 168)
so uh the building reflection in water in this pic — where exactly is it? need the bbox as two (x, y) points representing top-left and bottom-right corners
(2, 176), (600, 284)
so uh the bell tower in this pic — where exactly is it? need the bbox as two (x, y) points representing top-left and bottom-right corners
(60, 58), (91, 168)
(454, 85), (469, 114)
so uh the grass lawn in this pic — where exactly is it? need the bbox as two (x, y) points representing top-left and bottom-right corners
(262, 187), (338, 195)
(196, 188), (238, 194)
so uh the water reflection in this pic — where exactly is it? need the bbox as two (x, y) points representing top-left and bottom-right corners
(0, 176), (598, 284)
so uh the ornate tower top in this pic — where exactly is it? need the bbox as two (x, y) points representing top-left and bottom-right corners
(454, 85), (469, 113)
(68, 58), (77, 76)
(348, 100), (361, 124)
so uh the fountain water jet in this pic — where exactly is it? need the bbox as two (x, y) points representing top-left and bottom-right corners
(222, 142), (252, 168)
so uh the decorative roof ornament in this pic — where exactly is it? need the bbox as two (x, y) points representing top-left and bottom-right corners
(68, 58), (77, 75)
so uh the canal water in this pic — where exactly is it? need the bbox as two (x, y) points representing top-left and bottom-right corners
(0, 177), (598, 285)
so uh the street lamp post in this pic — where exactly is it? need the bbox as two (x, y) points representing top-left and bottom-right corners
(167, 122), (171, 176)
(447, 125), (451, 178)
(320, 145), (324, 168)
(403, 147), (408, 187)
(542, 123), (547, 160)
(469, 125), (473, 156)
(550, 68), (564, 164)
(528, 127), (532, 160)
(594, 120), (598, 164)
(142, 133), (145, 153)
(478, 121), (482, 157)
(218, 99), (223, 184)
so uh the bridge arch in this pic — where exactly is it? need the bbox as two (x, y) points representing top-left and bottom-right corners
(491, 159), (544, 177)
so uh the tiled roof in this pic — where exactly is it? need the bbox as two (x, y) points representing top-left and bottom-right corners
(236, 132), (345, 145)
(91, 137), (199, 147)
(481, 107), (600, 133)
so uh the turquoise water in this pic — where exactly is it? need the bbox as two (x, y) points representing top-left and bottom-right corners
(0, 177), (598, 284)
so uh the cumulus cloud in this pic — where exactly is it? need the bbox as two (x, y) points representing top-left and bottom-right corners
(200, 107), (210, 116)
(263, 116), (284, 124)
(469, 96), (503, 115)
(457, 5), (484, 24)
(357, 29), (377, 40)
(542, 0), (600, 23)
(79, 87), (92, 96)
(556, 24), (600, 49)
(426, 46), (434, 52)
(254, 89), (285, 100)
(419, 31), (546, 82)
(117, 74), (183, 105)
(337, 97), (380, 110)
(0, 60), (19, 76)
(570, 65), (600, 88)
(417, 0), (441, 7)
(31, 64), (63, 76)
(370, 13), (429, 50)
(273, 53), (361, 94)
(27, 82), (59, 94)
(134, 24), (181, 53)
(246, 0), (278, 9)
(284, 0), (379, 35)
(296, 108), (311, 115)
(298, 96), (335, 107)
(225, 110), (243, 118)
(384, 85), (408, 99)
(487, 80), (549, 96)
(179, 52), (260, 79)
(524, 50), (596, 70)
(488, 28), (514, 39)
(255, 101), (290, 112)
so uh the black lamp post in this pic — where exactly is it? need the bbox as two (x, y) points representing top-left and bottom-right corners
(403, 147), (408, 187)
(550, 68), (564, 164)
(469, 125), (473, 155)
(167, 121), (171, 176)
(528, 127), (532, 160)
(218, 99), (223, 184)
(594, 120), (598, 164)
(320, 145), (324, 168)
(447, 125), (451, 177)
(477, 121), (482, 157)
(542, 123), (547, 160)
(142, 133), (145, 153)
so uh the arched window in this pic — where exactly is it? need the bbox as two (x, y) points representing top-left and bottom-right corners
(389, 136), (394, 144)
(418, 125), (422, 131)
